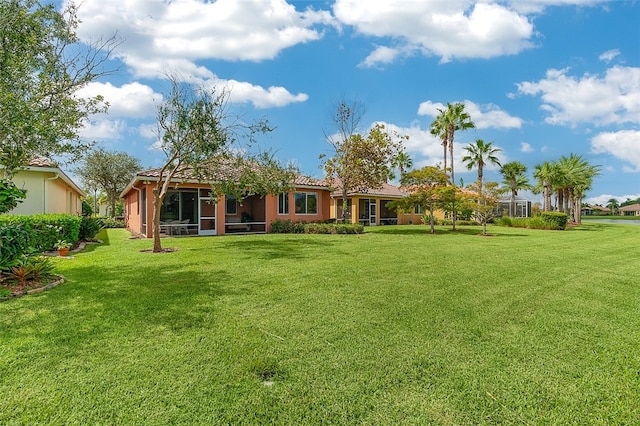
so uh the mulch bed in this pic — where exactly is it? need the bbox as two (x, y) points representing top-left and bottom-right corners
(0, 274), (65, 302)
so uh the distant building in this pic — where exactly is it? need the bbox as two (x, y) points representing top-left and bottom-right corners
(581, 205), (611, 216)
(619, 203), (640, 217)
(497, 197), (532, 218)
(7, 157), (84, 216)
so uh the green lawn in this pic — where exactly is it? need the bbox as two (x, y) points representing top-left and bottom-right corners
(1, 224), (639, 424)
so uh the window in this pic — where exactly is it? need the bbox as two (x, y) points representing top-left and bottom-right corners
(295, 192), (318, 214)
(415, 205), (423, 214)
(226, 195), (237, 215)
(278, 192), (289, 215)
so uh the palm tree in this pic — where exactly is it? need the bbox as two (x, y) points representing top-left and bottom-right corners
(533, 161), (558, 212)
(607, 198), (619, 216)
(429, 113), (448, 175)
(393, 151), (413, 177)
(555, 154), (600, 223)
(500, 161), (530, 217)
(431, 102), (475, 185)
(462, 139), (501, 185)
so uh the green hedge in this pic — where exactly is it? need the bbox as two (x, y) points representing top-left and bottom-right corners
(271, 219), (364, 234)
(0, 224), (31, 271)
(303, 222), (364, 234)
(540, 212), (569, 230)
(0, 214), (81, 251)
(496, 212), (568, 230)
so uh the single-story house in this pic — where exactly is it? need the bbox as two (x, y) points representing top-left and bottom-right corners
(329, 181), (440, 226)
(619, 203), (640, 217)
(120, 169), (331, 237)
(7, 157), (84, 216)
(581, 205), (611, 216)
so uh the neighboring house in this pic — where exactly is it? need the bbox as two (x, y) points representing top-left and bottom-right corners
(7, 157), (84, 216)
(619, 203), (640, 217)
(497, 197), (532, 218)
(328, 181), (439, 226)
(581, 205), (611, 216)
(120, 169), (331, 237)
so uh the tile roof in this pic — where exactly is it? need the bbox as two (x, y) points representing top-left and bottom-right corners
(327, 178), (405, 198)
(619, 203), (640, 212)
(134, 164), (328, 189)
(27, 157), (57, 167)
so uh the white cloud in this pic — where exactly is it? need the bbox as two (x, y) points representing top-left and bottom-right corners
(506, 0), (606, 14)
(375, 120), (505, 177)
(79, 119), (127, 141)
(360, 46), (403, 68)
(334, 1), (535, 66)
(417, 100), (522, 129)
(224, 80), (309, 109)
(138, 124), (157, 140)
(520, 142), (534, 153)
(67, 0), (325, 108)
(586, 193), (640, 206)
(590, 130), (640, 172)
(77, 82), (161, 118)
(599, 49), (620, 63)
(517, 66), (640, 126)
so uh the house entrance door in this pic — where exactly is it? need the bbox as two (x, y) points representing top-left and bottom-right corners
(198, 190), (216, 235)
(368, 200), (377, 226)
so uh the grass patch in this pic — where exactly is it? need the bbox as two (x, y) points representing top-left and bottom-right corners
(1, 224), (639, 423)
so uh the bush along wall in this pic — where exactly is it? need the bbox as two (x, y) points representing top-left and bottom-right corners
(271, 219), (364, 234)
(0, 214), (81, 251)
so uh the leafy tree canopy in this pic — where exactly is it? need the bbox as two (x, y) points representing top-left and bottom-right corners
(0, 0), (117, 177)
(74, 148), (142, 218)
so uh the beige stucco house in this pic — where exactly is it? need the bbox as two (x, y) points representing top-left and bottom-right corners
(8, 157), (85, 216)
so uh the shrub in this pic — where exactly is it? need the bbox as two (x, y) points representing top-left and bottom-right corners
(99, 216), (125, 228)
(6, 255), (55, 286)
(79, 217), (103, 240)
(271, 220), (364, 234)
(0, 214), (81, 251)
(270, 219), (306, 234)
(0, 225), (31, 271)
(540, 212), (568, 230)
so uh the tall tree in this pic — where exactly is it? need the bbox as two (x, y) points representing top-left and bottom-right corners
(607, 198), (619, 215)
(150, 77), (293, 253)
(429, 113), (449, 175)
(500, 161), (530, 217)
(430, 102), (475, 230)
(0, 0), (118, 177)
(392, 150), (413, 178)
(431, 102), (475, 185)
(555, 154), (600, 224)
(74, 148), (142, 218)
(396, 166), (449, 234)
(462, 139), (501, 185)
(533, 161), (558, 212)
(321, 101), (406, 222)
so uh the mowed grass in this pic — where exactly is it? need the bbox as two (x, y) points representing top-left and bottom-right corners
(1, 224), (639, 424)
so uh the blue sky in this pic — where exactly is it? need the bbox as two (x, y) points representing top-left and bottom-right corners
(62, 0), (639, 205)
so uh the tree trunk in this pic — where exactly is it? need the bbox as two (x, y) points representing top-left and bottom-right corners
(341, 186), (348, 223)
(429, 205), (435, 234)
(510, 189), (516, 217)
(110, 193), (117, 218)
(152, 186), (164, 253)
(442, 140), (447, 174)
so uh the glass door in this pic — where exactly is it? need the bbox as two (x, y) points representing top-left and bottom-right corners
(198, 190), (216, 235)
(368, 199), (377, 226)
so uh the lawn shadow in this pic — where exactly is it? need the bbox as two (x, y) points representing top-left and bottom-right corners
(35, 260), (250, 348)
(221, 236), (340, 260)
